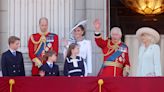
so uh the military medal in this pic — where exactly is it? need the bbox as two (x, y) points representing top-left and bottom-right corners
(122, 53), (125, 58)
(45, 47), (49, 51)
(119, 57), (123, 62)
(47, 43), (52, 48)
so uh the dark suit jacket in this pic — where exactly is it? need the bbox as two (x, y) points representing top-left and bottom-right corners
(40, 63), (59, 76)
(1, 50), (25, 76)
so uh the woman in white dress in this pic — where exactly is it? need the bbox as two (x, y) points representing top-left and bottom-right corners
(63, 20), (92, 76)
(136, 27), (162, 77)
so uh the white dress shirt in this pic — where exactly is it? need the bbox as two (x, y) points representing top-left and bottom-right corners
(9, 48), (17, 56)
(47, 61), (53, 68)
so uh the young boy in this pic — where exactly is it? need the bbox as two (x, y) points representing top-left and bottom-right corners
(39, 50), (59, 76)
(1, 36), (25, 76)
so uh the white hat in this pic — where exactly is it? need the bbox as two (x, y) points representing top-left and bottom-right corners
(136, 27), (160, 43)
(70, 20), (87, 33)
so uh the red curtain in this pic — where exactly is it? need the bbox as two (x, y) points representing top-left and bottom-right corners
(0, 77), (164, 92)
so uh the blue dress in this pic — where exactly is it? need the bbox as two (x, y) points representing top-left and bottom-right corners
(136, 44), (162, 76)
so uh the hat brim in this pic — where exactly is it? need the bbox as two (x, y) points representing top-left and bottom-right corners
(136, 27), (160, 43)
(70, 20), (87, 33)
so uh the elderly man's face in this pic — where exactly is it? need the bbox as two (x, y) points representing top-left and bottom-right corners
(111, 30), (122, 41)
(39, 19), (48, 33)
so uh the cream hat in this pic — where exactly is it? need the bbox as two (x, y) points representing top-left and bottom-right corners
(136, 27), (160, 43)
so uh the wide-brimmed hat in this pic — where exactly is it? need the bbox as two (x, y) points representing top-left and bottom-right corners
(70, 20), (87, 33)
(136, 27), (160, 43)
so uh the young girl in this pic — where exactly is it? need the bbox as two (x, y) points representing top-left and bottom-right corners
(63, 21), (92, 76)
(39, 50), (59, 77)
(64, 43), (85, 76)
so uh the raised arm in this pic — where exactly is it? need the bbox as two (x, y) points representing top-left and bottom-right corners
(93, 19), (108, 49)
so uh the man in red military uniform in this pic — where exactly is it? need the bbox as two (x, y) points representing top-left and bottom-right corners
(93, 19), (130, 77)
(28, 17), (58, 76)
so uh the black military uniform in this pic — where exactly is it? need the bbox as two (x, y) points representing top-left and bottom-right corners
(1, 50), (25, 76)
(64, 56), (85, 76)
(40, 62), (59, 76)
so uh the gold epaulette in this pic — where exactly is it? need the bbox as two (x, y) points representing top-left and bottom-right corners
(30, 34), (46, 44)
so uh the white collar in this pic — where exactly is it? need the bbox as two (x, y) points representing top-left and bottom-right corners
(9, 48), (16, 53)
(46, 61), (53, 65)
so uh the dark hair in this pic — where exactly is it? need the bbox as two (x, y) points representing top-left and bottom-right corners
(75, 25), (86, 36)
(66, 43), (79, 57)
(39, 17), (48, 24)
(43, 50), (57, 61)
(8, 36), (20, 45)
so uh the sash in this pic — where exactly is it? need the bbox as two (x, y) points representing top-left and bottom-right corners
(35, 42), (45, 57)
(35, 33), (56, 57)
(98, 43), (127, 76)
(106, 43), (127, 62)
(102, 43), (127, 68)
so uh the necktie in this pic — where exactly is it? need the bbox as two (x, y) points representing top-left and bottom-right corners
(49, 64), (53, 68)
(12, 52), (16, 56)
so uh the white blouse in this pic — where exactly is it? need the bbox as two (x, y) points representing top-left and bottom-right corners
(136, 44), (162, 77)
(63, 39), (92, 76)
